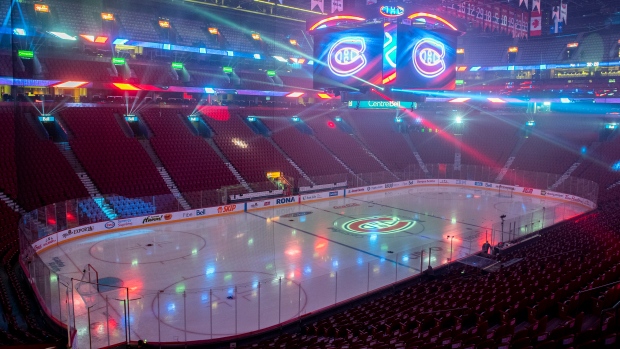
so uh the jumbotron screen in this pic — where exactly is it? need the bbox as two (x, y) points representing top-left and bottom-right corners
(394, 26), (457, 90)
(313, 24), (384, 90)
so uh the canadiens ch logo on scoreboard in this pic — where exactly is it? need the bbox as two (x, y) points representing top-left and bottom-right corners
(413, 38), (446, 78)
(327, 37), (367, 77)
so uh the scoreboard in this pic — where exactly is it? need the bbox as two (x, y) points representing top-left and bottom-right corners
(310, 11), (459, 92)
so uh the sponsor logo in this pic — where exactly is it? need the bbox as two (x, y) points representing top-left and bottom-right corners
(196, 209), (206, 216)
(348, 188), (365, 194)
(217, 204), (237, 213)
(333, 203), (360, 210)
(485, 183), (493, 188)
(249, 203), (259, 208)
(182, 212), (194, 218)
(499, 185), (515, 191)
(439, 179), (449, 184)
(142, 215), (163, 224)
(522, 188), (534, 194)
(328, 37), (367, 77)
(280, 211), (313, 218)
(164, 213), (173, 220)
(105, 221), (116, 229)
(417, 179), (436, 184)
(541, 190), (546, 196)
(474, 181), (483, 186)
(264, 201), (271, 207)
(456, 180), (467, 185)
(276, 197), (296, 205)
(341, 216), (415, 235)
(408, 180), (415, 185)
(302, 194), (321, 201)
(385, 183), (394, 189)
(62, 225), (94, 238)
(329, 191), (338, 197)
(546, 191), (564, 198)
(118, 219), (132, 227)
(413, 38), (446, 78)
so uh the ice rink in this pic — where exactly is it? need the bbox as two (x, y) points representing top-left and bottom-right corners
(37, 185), (587, 347)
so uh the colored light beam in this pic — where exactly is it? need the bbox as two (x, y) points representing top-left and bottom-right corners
(369, 88), (503, 169)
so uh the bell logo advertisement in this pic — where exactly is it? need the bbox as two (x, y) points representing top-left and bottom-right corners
(395, 26), (456, 90)
(313, 24), (383, 89)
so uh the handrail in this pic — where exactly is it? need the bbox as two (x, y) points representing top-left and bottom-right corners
(578, 279), (620, 294)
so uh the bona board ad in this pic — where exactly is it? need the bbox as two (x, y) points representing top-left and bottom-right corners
(247, 196), (299, 211)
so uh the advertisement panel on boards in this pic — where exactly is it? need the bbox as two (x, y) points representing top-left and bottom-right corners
(394, 26), (457, 90)
(313, 23), (384, 89)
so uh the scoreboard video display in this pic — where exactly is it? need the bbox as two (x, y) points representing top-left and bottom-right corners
(394, 26), (457, 90)
(313, 24), (384, 90)
(311, 19), (458, 91)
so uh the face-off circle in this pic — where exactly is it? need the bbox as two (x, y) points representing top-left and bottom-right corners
(333, 215), (423, 237)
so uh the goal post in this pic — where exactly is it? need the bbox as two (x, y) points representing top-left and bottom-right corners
(498, 185), (513, 198)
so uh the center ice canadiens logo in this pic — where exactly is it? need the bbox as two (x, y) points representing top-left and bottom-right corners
(341, 216), (415, 235)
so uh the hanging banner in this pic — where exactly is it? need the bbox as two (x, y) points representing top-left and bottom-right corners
(560, 3), (567, 24)
(331, 0), (343, 13)
(532, 0), (540, 12)
(311, 0), (324, 13)
(530, 11), (542, 36)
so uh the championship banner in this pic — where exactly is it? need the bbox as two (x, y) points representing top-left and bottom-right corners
(532, 0), (540, 12)
(366, 0), (377, 4)
(331, 0), (342, 13)
(560, 3), (567, 24)
(311, 0), (324, 13)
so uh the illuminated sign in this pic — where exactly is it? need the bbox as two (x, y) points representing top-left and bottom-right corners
(327, 37), (367, 77)
(34, 4), (49, 12)
(208, 28), (218, 35)
(171, 62), (184, 69)
(379, 6), (404, 17)
(125, 116), (138, 122)
(508, 46), (519, 53)
(158, 20), (170, 28)
(456, 48), (465, 54)
(223, 66), (233, 73)
(395, 26), (456, 90)
(347, 101), (416, 109)
(340, 216), (415, 235)
(18, 50), (34, 59)
(266, 172), (281, 179)
(38, 115), (54, 122)
(313, 24), (383, 89)
(101, 13), (114, 21)
(112, 57), (125, 65)
(413, 38), (446, 78)
(188, 116), (200, 122)
(266, 70), (276, 77)
(567, 42), (579, 48)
